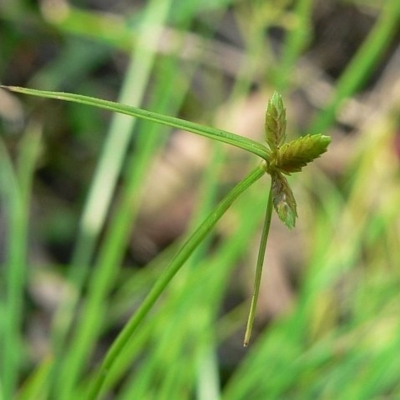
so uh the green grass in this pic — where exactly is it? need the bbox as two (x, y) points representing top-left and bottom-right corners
(1, 0), (400, 399)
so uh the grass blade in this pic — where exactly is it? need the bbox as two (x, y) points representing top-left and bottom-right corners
(1, 85), (270, 160)
(243, 179), (273, 346)
(0, 127), (41, 399)
(86, 163), (266, 399)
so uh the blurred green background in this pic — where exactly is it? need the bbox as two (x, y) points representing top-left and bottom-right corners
(1, 0), (400, 399)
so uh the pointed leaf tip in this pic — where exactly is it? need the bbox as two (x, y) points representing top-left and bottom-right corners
(265, 91), (286, 151)
(277, 134), (331, 174)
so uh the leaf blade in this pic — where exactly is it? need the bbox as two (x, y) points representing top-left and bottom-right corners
(0, 85), (271, 160)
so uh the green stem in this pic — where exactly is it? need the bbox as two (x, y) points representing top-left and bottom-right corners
(243, 178), (273, 346)
(87, 163), (267, 400)
(1, 85), (271, 160)
(0, 130), (41, 398)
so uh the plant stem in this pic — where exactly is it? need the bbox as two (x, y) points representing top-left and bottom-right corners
(0, 130), (41, 398)
(244, 178), (273, 346)
(86, 163), (266, 400)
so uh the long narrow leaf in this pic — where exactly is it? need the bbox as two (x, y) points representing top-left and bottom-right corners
(86, 163), (267, 399)
(1, 86), (270, 160)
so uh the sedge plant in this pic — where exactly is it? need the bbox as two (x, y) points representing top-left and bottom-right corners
(1, 85), (330, 398)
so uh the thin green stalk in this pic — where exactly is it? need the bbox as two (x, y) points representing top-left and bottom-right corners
(0, 141), (21, 400)
(0, 129), (41, 399)
(244, 179), (273, 346)
(69, 0), (173, 281)
(86, 162), (267, 400)
(17, 356), (52, 400)
(51, 1), (174, 396)
(1, 85), (271, 160)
